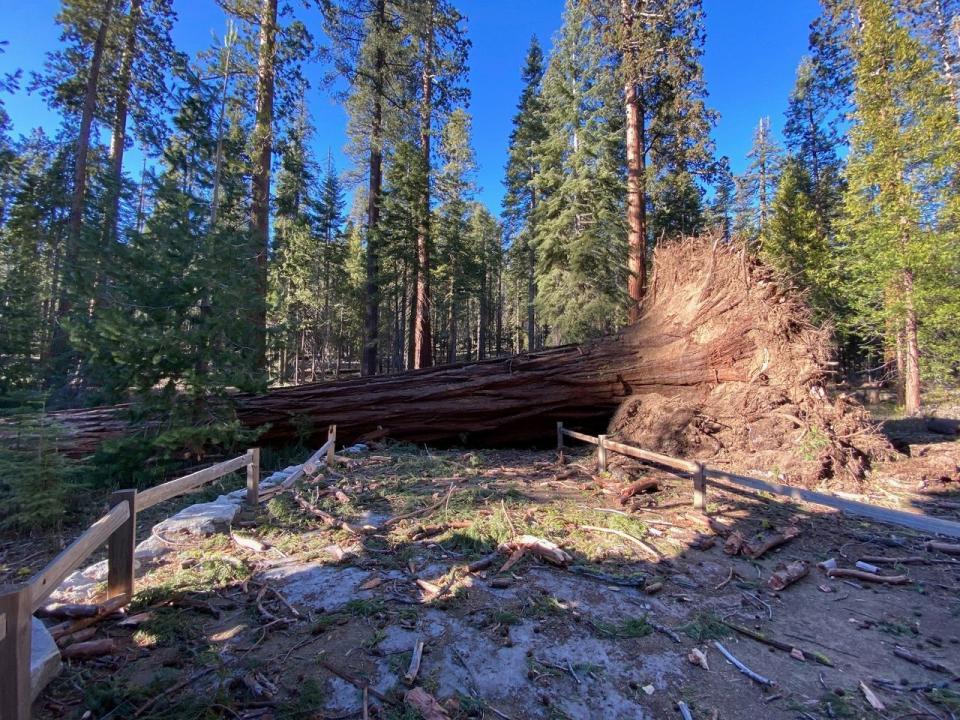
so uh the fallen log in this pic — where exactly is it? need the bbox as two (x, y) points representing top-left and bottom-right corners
(40, 240), (889, 487)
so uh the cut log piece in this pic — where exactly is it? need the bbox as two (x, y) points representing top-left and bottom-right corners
(39, 240), (889, 487)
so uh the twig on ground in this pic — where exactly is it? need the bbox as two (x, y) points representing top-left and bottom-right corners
(581, 524), (660, 560)
(714, 641), (776, 686)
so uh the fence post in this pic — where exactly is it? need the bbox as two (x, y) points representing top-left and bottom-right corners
(556, 422), (564, 451)
(597, 435), (608, 472)
(107, 489), (137, 601)
(0, 583), (32, 720)
(246, 448), (260, 506)
(693, 462), (707, 512)
(327, 425), (337, 466)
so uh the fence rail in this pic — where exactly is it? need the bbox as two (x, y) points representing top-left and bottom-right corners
(0, 425), (336, 720)
(556, 421), (960, 540)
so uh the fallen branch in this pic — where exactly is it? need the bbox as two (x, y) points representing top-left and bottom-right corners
(618, 478), (660, 504)
(404, 638), (425, 685)
(721, 621), (833, 667)
(581, 524), (660, 560)
(50, 594), (129, 641)
(320, 660), (395, 704)
(892, 646), (959, 678)
(713, 641), (776, 685)
(293, 493), (362, 535)
(926, 541), (960, 556)
(60, 638), (117, 660)
(826, 568), (909, 585)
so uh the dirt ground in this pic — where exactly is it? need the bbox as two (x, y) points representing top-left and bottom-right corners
(24, 423), (960, 720)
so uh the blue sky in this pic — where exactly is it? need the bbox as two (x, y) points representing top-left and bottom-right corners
(0, 0), (822, 214)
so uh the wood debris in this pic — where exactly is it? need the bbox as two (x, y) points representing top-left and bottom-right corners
(742, 526), (800, 559)
(767, 560), (809, 591)
(404, 638), (425, 685)
(859, 680), (886, 711)
(405, 687), (449, 720)
(826, 567), (909, 584)
(498, 535), (572, 567)
(60, 638), (117, 660)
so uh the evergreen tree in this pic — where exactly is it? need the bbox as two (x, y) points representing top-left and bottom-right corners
(502, 36), (547, 350)
(706, 156), (735, 240)
(840, 0), (960, 413)
(783, 55), (845, 242)
(763, 156), (835, 320)
(738, 116), (783, 246)
(582, 0), (717, 320)
(530, 0), (627, 344)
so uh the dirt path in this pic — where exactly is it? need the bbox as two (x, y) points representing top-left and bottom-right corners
(33, 442), (960, 720)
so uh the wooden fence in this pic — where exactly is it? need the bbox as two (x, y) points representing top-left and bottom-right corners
(0, 425), (336, 720)
(556, 422), (960, 540)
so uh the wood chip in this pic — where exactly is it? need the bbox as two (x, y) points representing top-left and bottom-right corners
(404, 687), (449, 720)
(859, 681), (886, 711)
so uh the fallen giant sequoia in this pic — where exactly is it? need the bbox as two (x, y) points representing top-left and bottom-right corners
(48, 239), (888, 486)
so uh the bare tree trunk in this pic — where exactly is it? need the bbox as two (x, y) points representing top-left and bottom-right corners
(363, 0), (386, 377)
(903, 268), (921, 415)
(53, 0), (115, 363)
(625, 81), (645, 321)
(413, 11), (435, 369)
(104, 0), (140, 239)
(250, 0), (278, 372)
(447, 273), (457, 364)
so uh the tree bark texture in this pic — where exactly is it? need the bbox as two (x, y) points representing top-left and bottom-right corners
(42, 239), (889, 488)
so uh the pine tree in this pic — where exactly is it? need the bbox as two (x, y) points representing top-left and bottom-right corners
(406, 0), (469, 369)
(784, 56), (845, 243)
(840, 0), (960, 414)
(706, 156), (735, 240)
(502, 36), (547, 351)
(530, 0), (627, 344)
(763, 156), (835, 320)
(435, 108), (476, 362)
(582, 0), (717, 320)
(326, 0), (411, 376)
(739, 117), (783, 246)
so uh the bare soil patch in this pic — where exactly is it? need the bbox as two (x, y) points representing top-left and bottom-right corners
(29, 440), (960, 720)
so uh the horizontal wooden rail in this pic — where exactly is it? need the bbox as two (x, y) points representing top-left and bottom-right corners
(28, 502), (130, 611)
(557, 420), (960, 538)
(137, 451), (252, 510)
(600, 437), (700, 475)
(2, 443), (269, 720)
(560, 428), (599, 446)
(706, 469), (960, 539)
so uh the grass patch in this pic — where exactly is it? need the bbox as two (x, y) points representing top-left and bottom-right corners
(131, 608), (204, 648)
(681, 612), (729, 642)
(590, 616), (652, 639)
(276, 677), (326, 720)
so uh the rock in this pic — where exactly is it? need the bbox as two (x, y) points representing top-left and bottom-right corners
(153, 496), (242, 536)
(31, 618), (61, 700)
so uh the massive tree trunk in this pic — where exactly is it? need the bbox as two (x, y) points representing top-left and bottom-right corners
(250, 0), (278, 372)
(43, 240), (888, 487)
(363, 0), (386, 377)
